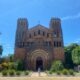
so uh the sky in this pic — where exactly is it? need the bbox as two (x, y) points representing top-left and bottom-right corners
(0, 0), (80, 56)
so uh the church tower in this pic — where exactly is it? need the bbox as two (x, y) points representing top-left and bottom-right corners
(14, 18), (28, 60)
(50, 18), (64, 61)
(15, 18), (28, 47)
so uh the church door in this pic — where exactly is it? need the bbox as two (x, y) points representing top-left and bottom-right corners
(36, 57), (43, 71)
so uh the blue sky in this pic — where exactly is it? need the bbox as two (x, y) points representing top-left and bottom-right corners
(0, 0), (80, 56)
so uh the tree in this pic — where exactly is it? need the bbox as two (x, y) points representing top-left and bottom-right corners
(72, 46), (80, 65)
(64, 43), (79, 68)
(0, 45), (3, 57)
(8, 54), (14, 62)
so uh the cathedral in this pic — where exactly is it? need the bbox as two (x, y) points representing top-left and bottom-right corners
(14, 17), (64, 70)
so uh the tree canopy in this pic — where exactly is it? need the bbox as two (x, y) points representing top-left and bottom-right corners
(64, 43), (79, 68)
(0, 45), (3, 56)
(72, 46), (80, 65)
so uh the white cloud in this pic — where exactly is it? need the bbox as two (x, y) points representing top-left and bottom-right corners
(75, 38), (80, 43)
(61, 13), (80, 21)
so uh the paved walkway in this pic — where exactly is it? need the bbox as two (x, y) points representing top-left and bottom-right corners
(0, 77), (80, 80)
(31, 72), (47, 77)
(0, 72), (80, 80)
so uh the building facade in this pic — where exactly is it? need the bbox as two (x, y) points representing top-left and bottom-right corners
(14, 18), (64, 70)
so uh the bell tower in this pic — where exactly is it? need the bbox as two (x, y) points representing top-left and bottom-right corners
(50, 18), (63, 38)
(15, 18), (28, 48)
(50, 18), (64, 61)
(14, 18), (28, 61)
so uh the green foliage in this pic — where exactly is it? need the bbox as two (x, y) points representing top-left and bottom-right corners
(62, 69), (69, 75)
(64, 43), (79, 68)
(56, 71), (61, 75)
(24, 71), (29, 75)
(0, 45), (3, 56)
(16, 60), (24, 71)
(9, 70), (15, 76)
(0, 64), (2, 71)
(1, 62), (16, 70)
(2, 70), (8, 76)
(49, 70), (53, 74)
(8, 62), (15, 70)
(72, 46), (80, 65)
(50, 60), (64, 72)
(1, 62), (8, 70)
(8, 54), (14, 62)
(69, 69), (74, 75)
(16, 71), (21, 76)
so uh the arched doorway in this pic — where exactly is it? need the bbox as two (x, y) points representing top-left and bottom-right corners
(36, 57), (43, 70)
(29, 49), (49, 70)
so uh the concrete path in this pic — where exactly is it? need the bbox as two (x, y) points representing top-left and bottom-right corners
(31, 72), (47, 77)
(0, 77), (80, 80)
(0, 72), (80, 80)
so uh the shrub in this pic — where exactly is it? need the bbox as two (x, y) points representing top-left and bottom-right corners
(0, 64), (3, 71)
(2, 70), (8, 76)
(56, 71), (61, 75)
(50, 60), (64, 72)
(16, 60), (24, 71)
(16, 71), (21, 76)
(8, 62), (15, 70)
(9, 70), (15, 76)
(25, 71), (29, 75)
(69, 69), (74, 75)
(49, 70), (53, 74)
(62, 69), (69, 75)
(1, 62), (8, 70)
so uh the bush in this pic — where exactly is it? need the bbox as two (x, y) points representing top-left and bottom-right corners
(9, 70), (15, 76)
(56, 71), (61, 75)
(1, 62), (8, 70)
(2, 70), (8, 76)
(16, 71), (21, 76)
(8, 62), (15, 70)
(25, 71), (29, 75)
(49, 70), (53, 74)
(50, 60), (64, 72)
(62, 69), (69, 75)
(69, 69), (74, 75)
(16, 60), (24, 71)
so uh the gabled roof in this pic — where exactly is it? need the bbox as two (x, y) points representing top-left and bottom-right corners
(29, 24), (49, 31)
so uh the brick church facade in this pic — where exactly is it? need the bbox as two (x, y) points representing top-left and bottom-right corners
(14, 17), (64, 70)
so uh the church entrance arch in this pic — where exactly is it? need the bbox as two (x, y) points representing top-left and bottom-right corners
(36, 57), (43, 70)
(30, 49), (49, 70)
